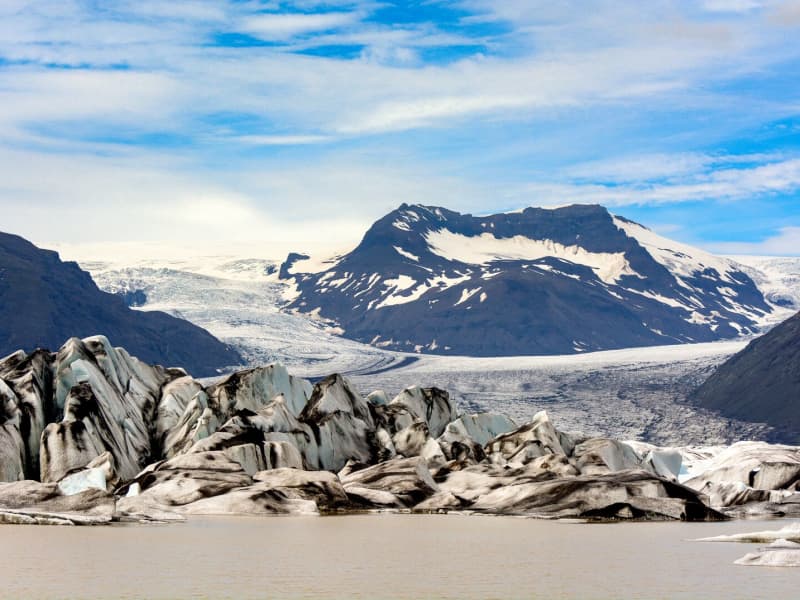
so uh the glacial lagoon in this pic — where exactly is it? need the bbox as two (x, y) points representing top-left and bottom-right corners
(1, 514), (798, 599)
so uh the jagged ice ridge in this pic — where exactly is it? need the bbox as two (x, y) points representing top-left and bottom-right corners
(2, 336), (800, 526)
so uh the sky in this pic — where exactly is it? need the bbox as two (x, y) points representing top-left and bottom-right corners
(1, 0), (799, 258)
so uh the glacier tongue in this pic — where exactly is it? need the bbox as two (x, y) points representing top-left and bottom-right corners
(54, 213), (799, 376)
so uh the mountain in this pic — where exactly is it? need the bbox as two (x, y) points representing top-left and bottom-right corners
(692, 311), (800, 441)
(280, 203), (772, 356)
(0, 231), (241, 375)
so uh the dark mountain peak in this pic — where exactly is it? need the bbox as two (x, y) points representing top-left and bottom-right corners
(279, 252), (311, 279)
(366, 203), (618, 244)
(374, 203), (455, 232)
(280, 203), (772, 357)
(517, 203), (609, 217)
(0, 230), (42, 254)
(0, 231), (241, 376)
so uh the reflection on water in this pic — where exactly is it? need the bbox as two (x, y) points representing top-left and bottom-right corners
(0, 514), (796, 599)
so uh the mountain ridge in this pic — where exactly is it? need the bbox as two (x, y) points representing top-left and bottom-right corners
(0, 230), (242, 375)
(280, 203), (773, 356)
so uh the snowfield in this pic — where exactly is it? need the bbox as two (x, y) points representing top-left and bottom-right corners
(424, 228), (638, 284)
(729, 255), (800, 319)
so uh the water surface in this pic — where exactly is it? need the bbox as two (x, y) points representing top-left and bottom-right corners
(1, 514), (797, 599)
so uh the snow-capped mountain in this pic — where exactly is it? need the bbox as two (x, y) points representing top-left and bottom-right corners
(281, 204), (774, 356)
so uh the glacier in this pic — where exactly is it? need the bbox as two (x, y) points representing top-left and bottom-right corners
(47, 234), (800, 445)
(2, 335), (800, 527)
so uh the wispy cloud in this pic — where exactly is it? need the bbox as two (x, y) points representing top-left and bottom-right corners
(234, 134), (332, 145)
(709, 226), (800, 255)
(0, 1), (798, 249)
(702, 0), (764, 13)
(2, 0), (790, 144)
(562, 152), (789, 184)
(522, 156), (800, 207)
(237, 11), (362, 40)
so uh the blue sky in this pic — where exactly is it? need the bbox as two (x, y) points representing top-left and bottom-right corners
(1, 0), (799, 256)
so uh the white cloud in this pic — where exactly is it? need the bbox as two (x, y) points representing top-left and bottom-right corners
(703, 0), (764, 13)
(337, 93), (533, 134)
(0, 0), (797, 250)
(0, 144), (489, 253)
(768, 0), (800, 25)
(0, 0), (786, 144)
(237, 11), (360, 40)
(708, 227), (800, 256)
(0, 68), (183, 127)
(521, 157), (800, 207)
(564, 153), (713, 183)
(234, 134), (332, 145)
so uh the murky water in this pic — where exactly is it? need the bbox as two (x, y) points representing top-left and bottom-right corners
(0, 514), (797, 599)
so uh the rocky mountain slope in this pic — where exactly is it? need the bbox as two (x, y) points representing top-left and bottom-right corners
(0, 231), (241, 375)
(1, 335), (800, 525)
(692, 311), (800, 441)
(281, 204), (773, 356)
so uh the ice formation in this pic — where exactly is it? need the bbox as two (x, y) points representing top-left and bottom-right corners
(1, 335), (800, 525)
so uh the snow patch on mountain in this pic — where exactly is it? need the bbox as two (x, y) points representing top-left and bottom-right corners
(627, 289), (695, 310)
(284, 253), (343, 275)
(374, 273), (471, 310)
(373, 275), (419, 309)
(455, 287), (482, 306)
(393, 246), (419, 261)
(425, 228), (637, 284)
(613, 216), (738, 283)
